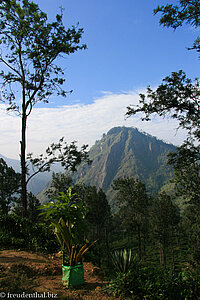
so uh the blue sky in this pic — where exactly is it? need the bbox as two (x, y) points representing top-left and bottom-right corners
(33, 0), (199, 107)
(0, 0), (199, 158)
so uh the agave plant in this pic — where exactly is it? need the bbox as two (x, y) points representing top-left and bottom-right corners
(52, 217), (96, 266)
(110, 248), (139, 273)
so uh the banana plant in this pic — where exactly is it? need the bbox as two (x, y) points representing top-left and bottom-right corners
(110, 248), (139, 273)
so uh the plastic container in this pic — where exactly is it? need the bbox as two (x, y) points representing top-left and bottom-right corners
(62, 264), (84, 287)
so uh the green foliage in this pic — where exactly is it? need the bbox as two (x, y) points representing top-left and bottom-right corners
(154, 1), (200, 51)
(45, 172), (73, 200)
(52, 217), (96, 266)
(151, 193), (180, 239)
(13, 192), (41, 222)
(80, 185), (111, 234)
(127, 70), (200, 149)
(73, 184), (112, 267)
(39, 188), (87, 242)
(39, 188), (96, 266)
(110, 248), (139, 274)
(182, 205), (200, 265)
(172, 159), (200, 207)
(150, 192), (180, 268)
(112, 177), (150, 260)
(0, 158), (20, 214)
(105, 267), (200, 299)
(40, 174), (112, 267)
(0, 210), (58, 252)
(0, 0), (86, 105)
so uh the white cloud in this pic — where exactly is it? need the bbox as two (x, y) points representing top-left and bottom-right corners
(0, 91), (187, 159)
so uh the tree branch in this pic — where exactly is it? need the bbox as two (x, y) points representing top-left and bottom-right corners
(0, 56), (22, 78)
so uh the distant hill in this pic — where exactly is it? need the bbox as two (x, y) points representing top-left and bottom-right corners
(0, 154), (20, 173)
(73, 127), (176, 207)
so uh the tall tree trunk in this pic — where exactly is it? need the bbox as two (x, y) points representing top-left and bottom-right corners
(172, 244), (175, 273)
(138, 225), (142, 261)
(21, 90), (27, 218)
(160, 239), (167, 269)
(159, 243), (163, 267)
(171, 228), (175, 273)
(163, 241), (167, 269)
(97, 224), (101, 267)
(105, 226), (110, 268)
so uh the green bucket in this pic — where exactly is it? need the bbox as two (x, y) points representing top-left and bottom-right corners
(62, 264), (84, 287)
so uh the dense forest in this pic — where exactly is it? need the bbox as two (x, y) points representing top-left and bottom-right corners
(1, 126), (200, 298)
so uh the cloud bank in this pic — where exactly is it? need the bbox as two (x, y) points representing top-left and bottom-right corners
(0, 91), (187, 159)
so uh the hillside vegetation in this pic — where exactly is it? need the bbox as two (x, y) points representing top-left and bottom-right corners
(1, 126), (200, 299)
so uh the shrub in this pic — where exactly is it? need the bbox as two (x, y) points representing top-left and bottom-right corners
(0, 210), (58, 253)
(105, 267), (200, 299)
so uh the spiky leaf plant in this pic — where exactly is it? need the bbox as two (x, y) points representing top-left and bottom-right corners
(110, 248), (139, 273)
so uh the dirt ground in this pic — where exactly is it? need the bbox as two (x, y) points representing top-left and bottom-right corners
(0, 250), (116, 299)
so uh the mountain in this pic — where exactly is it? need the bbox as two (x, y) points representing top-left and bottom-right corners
(73, 127), (176, 207)
(2, 126), (176, 204)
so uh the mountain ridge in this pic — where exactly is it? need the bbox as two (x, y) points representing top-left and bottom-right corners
(1, 126), (176, 203)
(73, 126), (176, 207)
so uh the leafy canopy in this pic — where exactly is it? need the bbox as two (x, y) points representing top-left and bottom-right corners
(154, 0), (200, 53)
(127, 70), (200, 152)
(0, 0), (86, 111)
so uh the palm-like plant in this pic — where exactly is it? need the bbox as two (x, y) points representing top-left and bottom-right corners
(52, 217), (96, 266)
(39, 188), (96, 287)
(39, 188), (87, 244)
(39, 188), (96, 266)
(110, 248), (139, 273)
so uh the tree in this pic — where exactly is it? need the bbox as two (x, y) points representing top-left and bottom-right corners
(0, 0), (88, 217)
(75, 184), (112, 267)
(126, 70), (200, 161)
(154, 1), (200, 41)
(0, 158), (20, 214)
(83, 187), (111, 235)
(127, 70), (199, 144)
(112, 177), (149, 260)
(173, 158), (200, 207)
(45, 172), (73, 201)
(150, 192), (180, 269)
(183, 204), (200, 265)
(126, 1), (200, 203)
(13, 191), (41, 222)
